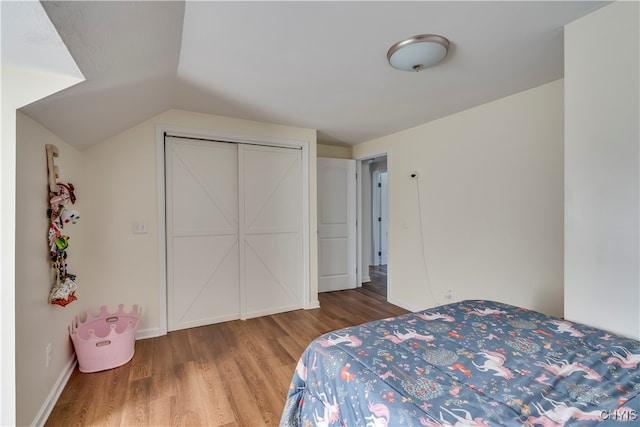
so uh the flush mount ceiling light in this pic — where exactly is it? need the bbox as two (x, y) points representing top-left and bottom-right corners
(387, 34), (450, 72)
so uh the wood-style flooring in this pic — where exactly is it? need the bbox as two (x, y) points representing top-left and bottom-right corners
(45, 288), (407, 427)
(362, 265), (387, 297)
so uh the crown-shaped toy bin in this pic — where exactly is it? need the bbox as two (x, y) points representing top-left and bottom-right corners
(69, 304), (142, 373)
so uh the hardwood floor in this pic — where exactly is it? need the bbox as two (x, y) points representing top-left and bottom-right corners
(45, 288), (408, 427)
(362, 265), (387, 297)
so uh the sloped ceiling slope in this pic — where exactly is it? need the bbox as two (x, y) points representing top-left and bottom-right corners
(21, 1), (608, 149)
(1, 0), (83, 82)
(23, 1), (184, 149)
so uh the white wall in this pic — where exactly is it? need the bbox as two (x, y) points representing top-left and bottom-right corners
(15, 113), (85, 426)
(564, 1), (640, 340)
(80, 109), (317, 335)
(353, 80), (564, 316)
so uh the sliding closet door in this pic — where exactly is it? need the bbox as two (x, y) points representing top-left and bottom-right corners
(166, 137), (240, 331)
(241, 145), (303, 318)
(166, 137), (303, 331)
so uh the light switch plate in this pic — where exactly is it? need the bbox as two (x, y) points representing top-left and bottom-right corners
(132, 221), (148, 234)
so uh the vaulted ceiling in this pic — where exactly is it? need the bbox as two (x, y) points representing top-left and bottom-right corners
(12, 1), (608, 149)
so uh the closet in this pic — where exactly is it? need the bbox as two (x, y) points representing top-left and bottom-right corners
(165, 135), (303, 331)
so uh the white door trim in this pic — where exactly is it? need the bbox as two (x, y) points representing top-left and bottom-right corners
(156, 125), (311, 336)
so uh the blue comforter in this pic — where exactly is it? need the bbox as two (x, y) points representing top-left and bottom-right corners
(281, 300), (640, 426)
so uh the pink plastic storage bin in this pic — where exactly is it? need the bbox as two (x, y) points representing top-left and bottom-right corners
(70, 304), (141, 373)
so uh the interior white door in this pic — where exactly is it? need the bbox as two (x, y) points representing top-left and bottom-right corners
(166, 137), (240, 331)
(241, 145), (303, 318)
(317, 157), (357, 292)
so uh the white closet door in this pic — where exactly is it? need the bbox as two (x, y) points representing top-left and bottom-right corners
(166, 137), (240, 331)
(241, 145), (303, 318)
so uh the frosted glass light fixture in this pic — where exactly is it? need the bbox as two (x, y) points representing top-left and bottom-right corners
(387, 34), (450, 72)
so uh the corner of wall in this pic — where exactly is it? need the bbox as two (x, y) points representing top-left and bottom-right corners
(317, 143), (353, 159)
(15, 112), (85, 426)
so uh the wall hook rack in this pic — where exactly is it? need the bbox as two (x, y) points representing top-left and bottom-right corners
(45, 144), (59, 193)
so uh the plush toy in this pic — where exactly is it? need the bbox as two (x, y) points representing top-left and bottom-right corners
(49, 276), (77, 307)
(49, 194), (66, 216)
(54, 235), (69, 251)
(48, 222), (62, 254)
(57, 182), (76, 204)
(60, 209), (80, 225)
(47, 179), (79, 307)
(49, 183), (76, 217)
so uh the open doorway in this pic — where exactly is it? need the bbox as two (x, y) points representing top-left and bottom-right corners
(360, 156), (388, 297)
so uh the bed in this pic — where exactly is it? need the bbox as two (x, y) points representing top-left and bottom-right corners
(280, 300), (639, 426)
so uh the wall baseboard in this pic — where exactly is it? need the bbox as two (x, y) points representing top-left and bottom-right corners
(136, 327), (161, 340)
(361, 275), (371, 283)
(388, 297), (424, 313)
(306, 300), (321, 310)
(31, 353), (77, 427)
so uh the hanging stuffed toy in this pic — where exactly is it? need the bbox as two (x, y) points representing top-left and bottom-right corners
(49, 253), (78, 307)
(50, 276), (78, 307)
(48, 217), (79, 306)
(48, 199), (79, 306)
(48, 225), (78, 306)
(46, 144), (80, 307)
(60, 209), (80, 225)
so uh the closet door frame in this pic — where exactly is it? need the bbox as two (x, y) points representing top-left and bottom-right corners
(156, 125), (312, 336)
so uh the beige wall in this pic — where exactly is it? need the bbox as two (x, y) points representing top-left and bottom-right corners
(317, 143), (352, 159)
(3, 65), (84, 426)
(15, 113), (85, 425)
(81, 109), (318, 335)
(353, 80), (564, 316)
(564, 1), (640, 339)
(12, 107), (316, 425)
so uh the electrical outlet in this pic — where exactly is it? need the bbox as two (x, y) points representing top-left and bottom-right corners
(46, 343), (53, 367)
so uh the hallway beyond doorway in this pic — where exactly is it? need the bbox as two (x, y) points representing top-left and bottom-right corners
(362, 265), (387, 298)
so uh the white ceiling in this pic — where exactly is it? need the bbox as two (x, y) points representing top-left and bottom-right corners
(14, 1), (609, 149)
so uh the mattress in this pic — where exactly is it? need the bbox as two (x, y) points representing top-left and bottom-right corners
(281, 300), (639, 426)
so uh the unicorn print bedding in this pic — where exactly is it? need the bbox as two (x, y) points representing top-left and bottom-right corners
(280, 300), (640, 426)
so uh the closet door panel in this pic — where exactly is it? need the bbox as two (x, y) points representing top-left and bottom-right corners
(166, 138), (239, 331)
(244, 233), (302, 318)
(172, 236), (239, 329)
(241, 145), (303, 318)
